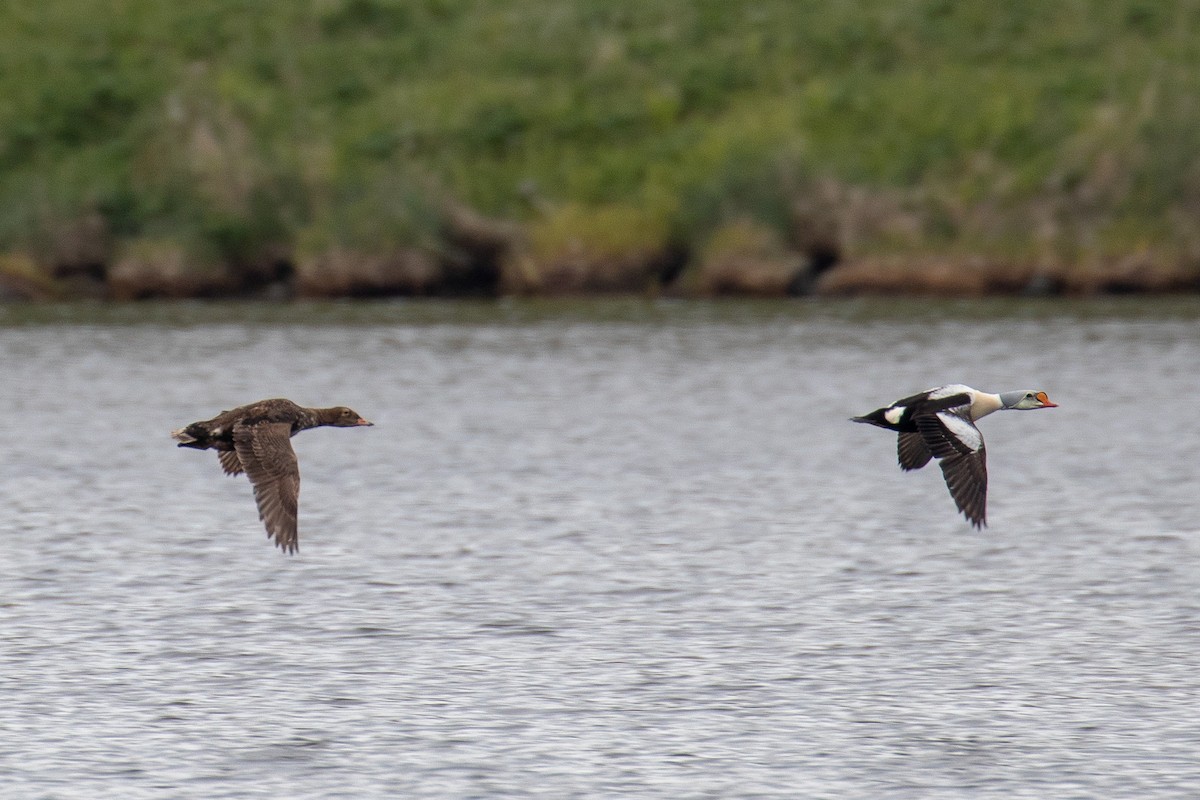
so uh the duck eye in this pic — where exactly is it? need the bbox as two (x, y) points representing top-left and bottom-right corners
(1025, 393), (1033, 399)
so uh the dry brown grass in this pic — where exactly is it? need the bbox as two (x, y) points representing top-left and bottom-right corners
(0, 252), (61, 301)
(294, 246), (443, 297)
(686, 218), (807, 296)
(108, 238), (235, 300)
(500, 203), (676, 294)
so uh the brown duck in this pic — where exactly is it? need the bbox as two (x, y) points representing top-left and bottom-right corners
(172, 398), (373, 553)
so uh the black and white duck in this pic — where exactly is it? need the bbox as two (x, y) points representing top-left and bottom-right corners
(852, 385), (1057, 528)
(172, 398), (373, 553)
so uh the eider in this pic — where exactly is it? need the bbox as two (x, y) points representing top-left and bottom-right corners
(852, 385), (1057, 528)
(172, 398), (373, 553)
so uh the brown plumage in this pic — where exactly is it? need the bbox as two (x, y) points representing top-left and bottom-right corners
(172, 398), (373, 553)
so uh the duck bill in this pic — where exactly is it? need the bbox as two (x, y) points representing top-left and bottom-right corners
(1040, 402), (1058, 408)
(356, 418), (374, 426)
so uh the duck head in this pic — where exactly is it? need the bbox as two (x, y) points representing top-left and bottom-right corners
(323, 406), (374, 427)
(998, 390), (1058, 410)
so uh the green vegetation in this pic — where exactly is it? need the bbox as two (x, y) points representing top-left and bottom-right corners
(2, 0), (1200, 297)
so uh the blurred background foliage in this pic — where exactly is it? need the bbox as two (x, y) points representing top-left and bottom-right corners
(1, 0), (1199, 295)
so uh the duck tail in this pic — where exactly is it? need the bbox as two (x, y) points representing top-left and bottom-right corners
(850, 409), (894, 429)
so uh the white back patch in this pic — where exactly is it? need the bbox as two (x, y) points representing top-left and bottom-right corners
(939, 412), (983, 452)
(928, 384), (974, 401)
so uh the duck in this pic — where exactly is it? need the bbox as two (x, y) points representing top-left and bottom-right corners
(172, 398), (373, 553)
(851, 385), (1057, 528)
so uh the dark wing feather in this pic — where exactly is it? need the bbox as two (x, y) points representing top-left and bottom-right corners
(897, 431), (932, 471)
(233, 422), (300, 553)
(218, 449), (244, 476)
(914, 413), (975, 459)
(914, 413), (988, 528)
(938, 450), (988, 528)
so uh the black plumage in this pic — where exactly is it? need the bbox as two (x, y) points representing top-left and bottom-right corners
(852, 390), (972, 433)
(852, 385), (1011, 529)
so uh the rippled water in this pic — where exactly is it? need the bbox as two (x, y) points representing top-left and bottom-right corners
(2, 298), (1198, 798)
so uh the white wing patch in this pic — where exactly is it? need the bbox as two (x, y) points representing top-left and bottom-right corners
(928, 384), (974, 401)
(884, 407), (904, 425)
(938, 412), (984, 452)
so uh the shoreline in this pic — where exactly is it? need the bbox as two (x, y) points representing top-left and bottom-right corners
(4, 247), (1197, 302)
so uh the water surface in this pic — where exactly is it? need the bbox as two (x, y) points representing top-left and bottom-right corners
(2, 298), (1198, 798)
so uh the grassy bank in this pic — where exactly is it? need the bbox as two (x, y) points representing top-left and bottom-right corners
(2, 0), (1200, 298)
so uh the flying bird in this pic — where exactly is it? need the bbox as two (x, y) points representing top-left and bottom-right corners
(172, 398), (373, 553)
(852, 385), (1057, 527)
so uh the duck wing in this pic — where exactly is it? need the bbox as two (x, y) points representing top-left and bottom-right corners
(897, 431), (933, 471)
(217, 450), (244, 476)
(233, 422), (300, 553)
(914, 411), (988, 528)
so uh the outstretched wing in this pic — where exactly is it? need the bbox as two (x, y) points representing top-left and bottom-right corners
(914, 412), (988, 528)
(233, 422), (300, 553)
(897, 431), (932, 471)
(217, 449), (244, 476)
